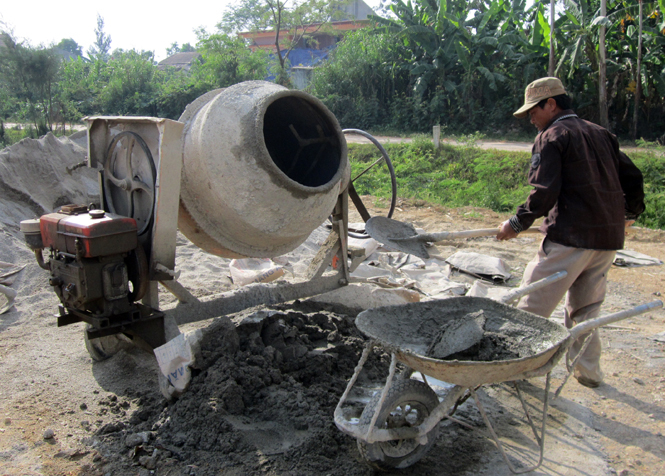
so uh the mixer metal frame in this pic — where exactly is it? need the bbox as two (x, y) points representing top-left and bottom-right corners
(84, 116), (352, 353)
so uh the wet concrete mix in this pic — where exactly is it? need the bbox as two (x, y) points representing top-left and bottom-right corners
(92, 302), (391, 475)
(427, 309), (543, 362)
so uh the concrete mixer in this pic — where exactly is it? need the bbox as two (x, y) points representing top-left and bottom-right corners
(19, 81), (391, 365)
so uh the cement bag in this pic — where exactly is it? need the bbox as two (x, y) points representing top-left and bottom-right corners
(154, 329), (203, 398)
(229, 258), (285, 286)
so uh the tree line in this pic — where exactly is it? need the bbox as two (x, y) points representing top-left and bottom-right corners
(311, 0), (665, 140)
(0, 15), (269, 139)
(0, 0), (663, 143)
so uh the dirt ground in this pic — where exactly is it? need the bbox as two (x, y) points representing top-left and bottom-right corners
(0, 129), (664, 476)
(1, 195), (663, 476)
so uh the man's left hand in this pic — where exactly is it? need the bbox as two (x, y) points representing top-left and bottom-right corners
(497, 221), (518, 241)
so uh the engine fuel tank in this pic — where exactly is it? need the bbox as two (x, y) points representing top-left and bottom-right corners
(40, 206), (138, 258)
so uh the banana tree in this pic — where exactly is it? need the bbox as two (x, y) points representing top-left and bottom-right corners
(372, 0), (470, 99)
(598, 0), (664, 135)
(554, 0), (600, 78)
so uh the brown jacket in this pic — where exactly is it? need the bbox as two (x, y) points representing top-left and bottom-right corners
(512, 110), (644, 250)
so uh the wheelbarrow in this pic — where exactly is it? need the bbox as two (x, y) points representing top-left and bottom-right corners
(334, 281), (663, 472)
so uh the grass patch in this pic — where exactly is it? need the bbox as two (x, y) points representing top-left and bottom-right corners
(348, 140), (665, 230)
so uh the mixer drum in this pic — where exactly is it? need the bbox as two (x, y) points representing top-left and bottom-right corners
(178, 81), (349, 258)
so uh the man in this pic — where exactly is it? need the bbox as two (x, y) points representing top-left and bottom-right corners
(497, 77), (645, 388)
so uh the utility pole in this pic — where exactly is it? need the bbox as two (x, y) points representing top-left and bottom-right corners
(548, 0), (556, 76)
(631, 0), (643, 140)
(598, 0), (609, 128)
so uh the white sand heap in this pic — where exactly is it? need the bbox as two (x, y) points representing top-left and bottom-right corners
(0, 132), (98, 234)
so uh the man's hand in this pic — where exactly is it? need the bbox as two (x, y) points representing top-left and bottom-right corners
(497, 220), (518, 241)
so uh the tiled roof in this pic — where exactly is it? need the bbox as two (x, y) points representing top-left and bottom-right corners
(157, 52), (201, 70)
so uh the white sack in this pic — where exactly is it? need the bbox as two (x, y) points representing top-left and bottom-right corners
(445, 251), (512, 281)
(229, 258), (285, 286)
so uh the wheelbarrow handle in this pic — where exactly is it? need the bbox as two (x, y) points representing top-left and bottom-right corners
(415, 227), (541, 243)
(499, 271), (568, 305)
(569, 300), (663, 340)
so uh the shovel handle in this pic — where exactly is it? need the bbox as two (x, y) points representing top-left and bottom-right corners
(569, 300), (663, 340)
(417, 227), (541, 243)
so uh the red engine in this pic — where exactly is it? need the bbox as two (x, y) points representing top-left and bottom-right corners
(20, 204), (148, 324)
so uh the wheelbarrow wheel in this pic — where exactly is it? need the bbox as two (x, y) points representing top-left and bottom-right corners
(357, 379), (439, 470)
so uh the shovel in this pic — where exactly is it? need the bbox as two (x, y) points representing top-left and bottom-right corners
(365, 216), (541, 259)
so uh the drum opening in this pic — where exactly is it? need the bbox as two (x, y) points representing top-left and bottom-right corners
(263, 96), (342, 188)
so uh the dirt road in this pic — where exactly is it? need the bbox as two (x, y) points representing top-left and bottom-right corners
(345, 133), (652, 156)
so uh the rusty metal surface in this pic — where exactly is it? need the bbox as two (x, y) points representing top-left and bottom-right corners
(40, 210), (137, 258)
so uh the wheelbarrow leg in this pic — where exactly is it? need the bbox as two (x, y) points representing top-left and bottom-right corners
(334, 341), (376, 417)
(553, 332), (594, 399)
(470, 373), (552, 474)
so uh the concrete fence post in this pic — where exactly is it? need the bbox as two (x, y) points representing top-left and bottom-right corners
(433, 125), (441, 149)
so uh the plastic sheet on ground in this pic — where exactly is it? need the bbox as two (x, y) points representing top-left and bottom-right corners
(230, 223), (515, 306)
(347, 222), (380, 258)
(613, 249), (663, 267)
(229, 258), (286, 286)
(467, 280), (516, 301)
(348, 251), (466, 299)
(445, 251), (512, 282)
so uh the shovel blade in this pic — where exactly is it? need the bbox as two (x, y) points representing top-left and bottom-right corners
(365, 217), (430, 259)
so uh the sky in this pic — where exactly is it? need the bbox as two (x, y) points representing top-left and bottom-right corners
(1, 0), (383, 62)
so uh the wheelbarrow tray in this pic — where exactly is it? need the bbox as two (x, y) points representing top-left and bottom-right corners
(355, 296), (570, 388)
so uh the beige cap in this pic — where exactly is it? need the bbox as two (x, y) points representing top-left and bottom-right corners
(514, 77), (567, 118)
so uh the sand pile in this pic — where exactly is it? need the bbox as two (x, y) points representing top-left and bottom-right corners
(0, 132), (98, 235)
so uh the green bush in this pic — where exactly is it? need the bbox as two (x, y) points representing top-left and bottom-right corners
(632, 151), (665, 229)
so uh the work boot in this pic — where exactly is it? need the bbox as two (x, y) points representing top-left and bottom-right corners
(574, 368), (603, 388)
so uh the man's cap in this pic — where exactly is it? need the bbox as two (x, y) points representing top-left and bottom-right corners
(514, 77), (567, 118)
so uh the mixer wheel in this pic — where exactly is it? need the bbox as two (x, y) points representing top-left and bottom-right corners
(357, 379), (439, 470)
(342, 129), (397, 237)
(103, 131), (157, 236)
